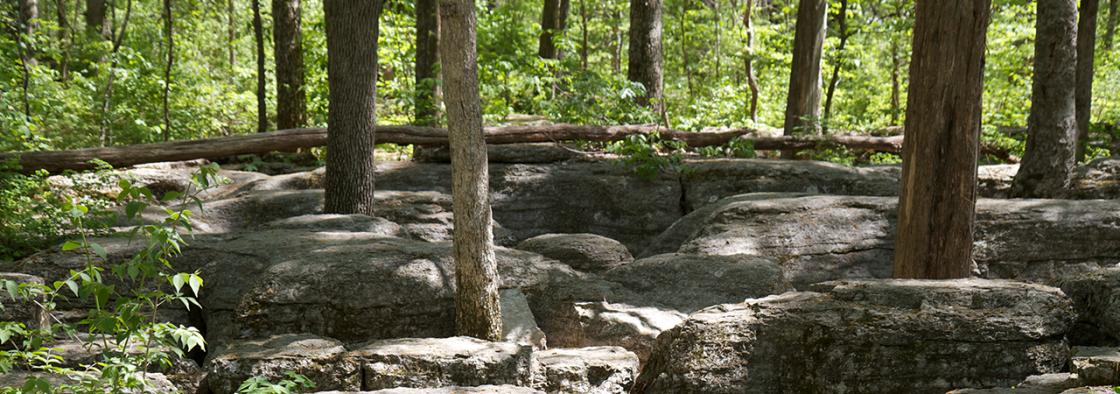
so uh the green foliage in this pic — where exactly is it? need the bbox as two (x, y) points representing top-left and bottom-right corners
(0, 165), (226, 393)
(237, 372), (316, 394)
(606, 133), (686, 180)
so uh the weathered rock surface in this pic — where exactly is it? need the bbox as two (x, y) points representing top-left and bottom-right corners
(204, 334), (360, 394)
(1056, 268), (1120, 345)
(1069, 158), (1120, 199)
(347, 337), (533, 390)
(500, 289), (547, 349)
(0, 371), (178, 393)
(0, 273), (49, 331)
(604, 253), (789, 312)
(680, 159), (900, 211)
(191, 230), (576, 346)
(645, 194), (1120, 288)
(516, 233), (633, 273)
(634, 279), (1075, 393)
(414, 143), (587, 164)
(1071, 347), (1120, 386)
(315, 386), (544, 394)
(531, 347), (639, 394)
(949, 373), (1085, 394)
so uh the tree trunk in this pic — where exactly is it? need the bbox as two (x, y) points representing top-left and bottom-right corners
(579, 0), (589, 70)
(611, 8), (622, 73)
(539, 0), (567, 59)
(274, 0), (307, 130)
(19, 0), (38, 57)
(415, 0), (441, 126)
(323, 0), (381, 215)
(744, 0), (759, 121)
(893, 0), (990, 279)
(56, 0), (72, 82)
(228, 0), (235, 68)
(98, 0), (133, 147)
(1105, 0), (1117, 49)
(822, 0), (850, 131)
(162, 0), (173, 141)
(1011, 0), (1079, 198)
(252, 0), (268, 133)
(781, 0), (826, 159)
(439, 0), (503, 341)
(679, 3), (693, 100)
(889, 37), (901, 126)
(1075, 0), (1098, 161)
(628, 0), (664, 109)
(84, 0), (110, 39)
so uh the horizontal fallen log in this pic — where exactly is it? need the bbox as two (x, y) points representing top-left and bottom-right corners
(0, 124), (1015, 173)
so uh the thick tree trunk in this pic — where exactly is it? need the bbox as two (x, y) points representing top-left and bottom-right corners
(84, 0), (110, 39)
(162, 0), (173, 141)
(439, 0), (503, 341)
(415, 0), (441, 126)
(323, 0), (382, 215)
(893, 0), (990, 279)
(1011, 0), (1079, 198)
(1075, 0), (1098, 161)
(822, 0), (850, 131)
(744, 0), (759, 121)
(252, 0), (268, 133)
(628, 0), (664, 109)
(539, 0), (570, 59)
(781, 0), (826, 159)
(1105, 0), (1117, 49)
(2, 125), (1017, 173)
(274, 0), (307, 130)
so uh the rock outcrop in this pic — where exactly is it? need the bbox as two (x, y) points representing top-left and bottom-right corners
(634, 279), (1075, 393)
(347, 337), (533, 390)
(1056, 268), (1120, 345)
(515, 233), (633, 273)
(204, 334), (360, 393)
(531, 347), (639, 394)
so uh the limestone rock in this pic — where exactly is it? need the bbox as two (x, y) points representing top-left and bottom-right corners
(346, 337), (533, 390)
(634, 279), (1075, 393)
(680, 159), (899, 211)
(531, 347), (639, 394)
(264, 214), (404, 236)
(1071, 347), (1120, 386)
(501, 289), (547, 349)
(516, 233), (633, 273)
(604, 253), (790, 312)
(1056, 268), (1120, 345)
(203, 334), (359, 394)
(315, 386), (543, 394)
(0, 273), (49, 331)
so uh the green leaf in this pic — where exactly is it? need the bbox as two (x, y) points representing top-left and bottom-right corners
(64, 280), (78, 296)
(89, 242), (107, 260)
(161, 191), (181, 202)
(61, 240), (82, 251)
(188, 274), (202, 296)
(125, 201), (147, 219)
(171, 274), (185, 292)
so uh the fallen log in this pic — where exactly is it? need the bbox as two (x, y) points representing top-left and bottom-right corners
(0, 124), (1015, 173)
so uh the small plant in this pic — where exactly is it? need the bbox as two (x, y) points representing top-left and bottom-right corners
(237, 372), (316, 394)
(606, 132), (686, 180)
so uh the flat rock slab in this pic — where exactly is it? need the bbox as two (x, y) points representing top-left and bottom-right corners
(644, 194), (1120, 288)
(604, 253), (790, 312)
(516, 233), (633, 273)
(532, 347), (639, 394)
(346, 337), (533, 390)
(203, 334), (360, 394)
(1071, 347), (1120, 386)
(315, 386), (543, 394)
(634, 279), (1075, 393)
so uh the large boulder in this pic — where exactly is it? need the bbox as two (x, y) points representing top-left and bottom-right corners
(680, 159), (900, 211)
(516, 233), (633, 273)
(1071, 347), (1120, 386)
(645, 194), (1120, 288)
(1055, 268), (1120, 345)
(531, 347), (639, 394)
(203, 334), (360, 394)
(634, 279), (1075, 393)
(346, 337), (533, 390)
(603, 253), (789, 312)
(188, 230), (576, 346)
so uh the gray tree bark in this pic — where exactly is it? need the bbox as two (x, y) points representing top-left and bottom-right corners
(323, 0), (382, 215)
(439, 0), (503, 341)
(822, 0), (851, 131)
(161, 0), (173, 141)
(744, 0), (760, 122)
(1075, 0), (1098, 161)
(1011, 0), (1079, 198)
(84, 0), (110, 39)
(274, 0), (307, 130)
(416, 0), (441, 126)
(781, 0), (826, 159)
(252, 0), (268, 133)
(893, 0), (991, 279)
(628, 0), (664, 110)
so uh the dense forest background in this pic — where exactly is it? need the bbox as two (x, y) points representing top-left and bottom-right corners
(1, 0), (1118, 160)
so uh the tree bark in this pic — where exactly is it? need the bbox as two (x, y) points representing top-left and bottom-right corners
(611, 8), (622, 73)
(781, 0), (826, 159)
(1075, 0), (1098, 161)
(252, 0), (268, 133)
(1105, 0), (1117, 49)
(539, 0), (570, 59)
(415, 0), (441, 126)
(56, 0), (72, 82)
(274, 0), (307, 130)
(628, 0), (664, 109)
(679, 3), (693, 100)
(162, 0), (173, 141)
(228, 0), (236, 68)
(84, 0), (110, 39)
(323, 0), (382, 215)
(893, 0), (990, 279)
(822, 0), (851, 131)
(2, 125), (1017, 173)
(439, 0), (503, 341)
(579, 0), (589, 70)
(1011, 0), (1079, 198)
(744, 0), (759, 121)
(97, 0), (133, 147)
(889, 37), (901, 126)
